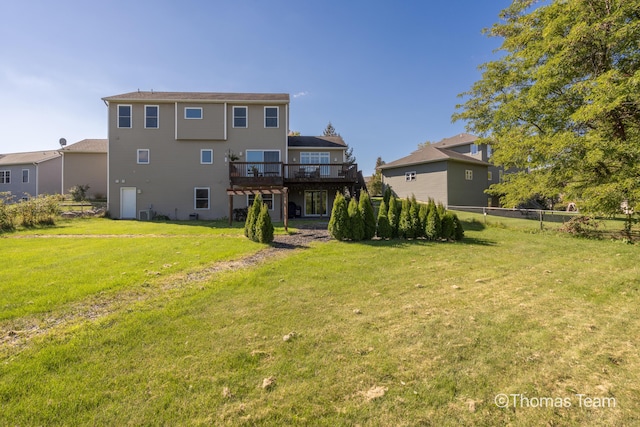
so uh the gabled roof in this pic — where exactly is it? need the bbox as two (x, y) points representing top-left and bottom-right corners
(0, 150), (61, 166)
(379, 144), (489, 170)
(102, 91), (290, 103)
(431, 133), (478, 148)
(60, 139), (107, 153)
(287, 135), (346, 149)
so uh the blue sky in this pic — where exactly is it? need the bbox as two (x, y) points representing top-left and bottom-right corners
(0, 0), (511, 175)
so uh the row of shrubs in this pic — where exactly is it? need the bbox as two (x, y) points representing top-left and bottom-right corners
(328, 190), (464, 241)
(0, 193), (62, 232)
(244, 194), (274, 243)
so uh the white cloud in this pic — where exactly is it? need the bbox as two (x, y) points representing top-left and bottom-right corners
(293, 91), (309, 98)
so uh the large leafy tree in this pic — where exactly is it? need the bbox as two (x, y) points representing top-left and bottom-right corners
(453, 0), (640, 218)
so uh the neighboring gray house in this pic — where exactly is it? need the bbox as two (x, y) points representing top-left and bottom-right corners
(102, 91), (360, 221)
(380, 133), (501, 207)
(0, 150), (62, 199)
(60, 139), (108, 199)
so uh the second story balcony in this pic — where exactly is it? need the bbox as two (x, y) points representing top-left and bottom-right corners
(229, 162), (358, 187)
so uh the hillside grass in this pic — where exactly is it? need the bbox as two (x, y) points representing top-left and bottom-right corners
(1, 218), (639, 425)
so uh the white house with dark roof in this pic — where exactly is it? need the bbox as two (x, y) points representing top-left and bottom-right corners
(379, 133), (501, 207)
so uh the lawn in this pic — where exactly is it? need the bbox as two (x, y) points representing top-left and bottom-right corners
(1, 218), (639, 425)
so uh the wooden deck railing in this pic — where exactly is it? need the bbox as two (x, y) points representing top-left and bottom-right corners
(229, 162), (357, 186)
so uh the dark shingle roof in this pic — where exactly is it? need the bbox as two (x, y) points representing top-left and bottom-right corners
(288, 136), (346, 148)
(60, 139), (107, 153)
(379, 144), (489, 170)
(103, 91), (290, 103)
(431, 133), (478, 148)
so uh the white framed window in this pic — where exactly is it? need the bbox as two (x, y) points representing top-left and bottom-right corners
(201, 149), (213, 164)
(488, 171), (493, 181)
(465, 169), (473, 180)
(118, 105), (132, 128)
(185, 107), (202, 119)
(137, 149), (150, 164)
(233, 106), (247, 128)
(0, 170), (10, 184)
(300, 152), (330, 164)
(264, 107), (278, 128)
(470, 144), (478, 155)
(145, 105), (159, 128)
(194, 187), (210, 209)
(248, 193), (273, 210)
(405, 171), (416, 182)
(487, 144), (492, 158)
(22, 169), (29, 183)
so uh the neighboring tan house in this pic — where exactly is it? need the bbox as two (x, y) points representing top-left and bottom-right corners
(60, 139), (108, 199)
(380, 133), (500, 207)
(102, 91), (360, 221)
(0, 150), (62, 199)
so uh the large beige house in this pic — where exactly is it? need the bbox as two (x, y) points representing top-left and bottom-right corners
(380, 133), (501, 207)
(103, 91), (360, 221)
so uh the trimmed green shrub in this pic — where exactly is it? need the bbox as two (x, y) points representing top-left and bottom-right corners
(441, 212), (455, 241)
(376, 199), (392, 239)
(453, 213), (465, 241)
(387, 196), (400, 238)
(254, 202), (274, 243)
(398, 198), (413, 239)
(328, 192), (350, 240)
(359, 190), (376, 240)
(382, 186), (392, 207)
(425, 206), (441, 240)
(418, 203), (428, 238)
(409, 195), (421, 238)
(244, 194), (262, 240)
(348, 197), (364, 241)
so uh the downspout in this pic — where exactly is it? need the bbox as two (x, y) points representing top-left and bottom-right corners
(60, 151), (65, 194)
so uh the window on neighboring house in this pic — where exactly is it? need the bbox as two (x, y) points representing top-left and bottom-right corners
(265, 107), (278, 128)
(488, 171), (493, 181)
(185, 107), (202, 119)
(118, 105), (132, 128)
(486, 144), (492, 158)
(470, 144), (478, 155)
(405, 171), (416, 181)
(499, 170), (504, 182)
(465, 169), (473, 180)
(22, 169), (29, 183)
(201, 149), (213, 164)
(0, 170), (10, 184)
(145, 105), (159, 128)
(233, 106), (247, 128)
(194, 187), (210, 209)
(248, 193), (273, 210)
(137, 149), (150, 164)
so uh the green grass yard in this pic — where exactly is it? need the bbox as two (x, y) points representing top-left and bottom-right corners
(1, 218), (639, 425)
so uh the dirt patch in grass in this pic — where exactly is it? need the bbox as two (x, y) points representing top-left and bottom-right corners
(0, 226), (330, 356)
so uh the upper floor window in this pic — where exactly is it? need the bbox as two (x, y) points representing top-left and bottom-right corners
(185, 107), (202, 119)
(201, 149), (213, 164)
(465, 169), (473, 180)
(265, 107), (278, 128)
(233, 106), (247, 128)
(194, 187), (210, 209)
(488, 170), (493, 181)
(145, 105), (159, 128)
(22, 169), (29, 183)
(118, 105), (132, 128)
(405, 171), (416, 181)
(0, 170), (10, 184)
(486, 144), (492, 158)
(470, 144), (478, 155)
(137, 149), (150, 164)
